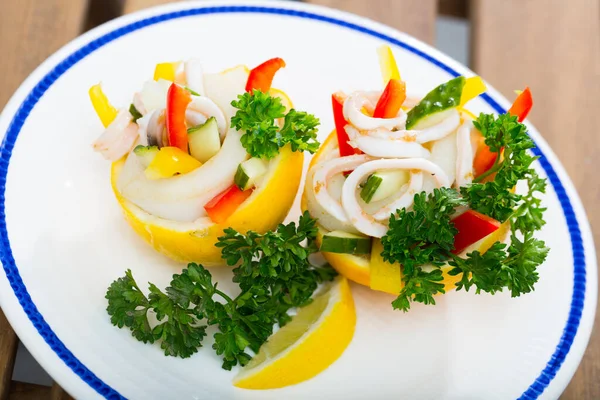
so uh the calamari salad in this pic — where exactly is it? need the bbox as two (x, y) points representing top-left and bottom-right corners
(304, 46), (548, 310)
(89, 58), (319, 263)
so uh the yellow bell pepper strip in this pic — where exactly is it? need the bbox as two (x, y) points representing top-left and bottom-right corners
(459, 76), (486, 107)
(166, 83), (192, 152)
(373, 79), (407, 119)
(153, 61), (181, 82)
(144, 146), (201, 180)
(245, 58), (286, 93)
(377, 45), (400, 85)
(88, 84), (118, 127)
(204, 184), (253, 223)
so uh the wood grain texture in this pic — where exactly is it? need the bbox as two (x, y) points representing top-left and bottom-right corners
(7, 382), (50, 400)
(0, 1), (90, 398)
(122, 0), (179, 14)
(49, 383), (73, 400)
(0, 310), (18, 400)
(0, 0), (91, 109)
(306, 0), (437, 44)
(471, 0), (600, 398)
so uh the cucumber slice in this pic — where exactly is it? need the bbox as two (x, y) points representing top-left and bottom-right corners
(188, 117), (221, 163)
(406, 76), (465, 129)
(320, 231), (372, 254)
(234, 157), (268, 190)
(133, 145), (159, 167)
(360, 170), (409, 203)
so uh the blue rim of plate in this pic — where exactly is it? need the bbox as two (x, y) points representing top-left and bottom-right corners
(0, 5), (586, 400)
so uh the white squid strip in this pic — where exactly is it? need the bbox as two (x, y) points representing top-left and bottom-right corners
(342, 158), (451, 237)
(346, 126), (431, 159)
(363, 109), (459, 145)
(184, 59), (205, 96)
(312, 154), (372, 226)
(187, 96), (228, 139)
(413, 109), (460, 143)
(186, 109), (208, 127)
(343, 91), (407, 131)
(372, 172), (423, 221)
(93, 110), (138, 161)
(456, 120), (475, 187)
(132, 92), (147, 115)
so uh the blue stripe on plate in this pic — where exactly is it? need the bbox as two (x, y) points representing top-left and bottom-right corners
(0, 5), (586, 400)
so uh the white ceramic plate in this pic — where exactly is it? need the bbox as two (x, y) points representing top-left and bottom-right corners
(0, 1), (596, 399)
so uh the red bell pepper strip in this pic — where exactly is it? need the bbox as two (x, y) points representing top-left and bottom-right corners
(473, 142), (498, 179)
(473, 87), (534, 178)
(204, 185), (253, 224)
(451, 210), (501, 254)
(245, 58), (286, 93)
(166, 83), (192, 152)
(332, 93), (361, 157)
(507, 87), (533, 122)
(373, 79), (406, 119)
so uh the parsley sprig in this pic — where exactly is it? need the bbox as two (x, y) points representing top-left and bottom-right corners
(381, 113), (549, 312)
(231, 90), (320, 159)
(106, 212), (336, 369)
(461, 113), (546, 227)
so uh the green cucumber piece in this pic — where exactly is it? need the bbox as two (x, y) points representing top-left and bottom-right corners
(406, 76), (465, 129)
(320, 231), (372, 254)
(234, 157), (268, 190)
(360, 170), (409, 203)
(188, 117), (221, 163)
(133, 145), (159, 167)
(129, 103), (143, 122)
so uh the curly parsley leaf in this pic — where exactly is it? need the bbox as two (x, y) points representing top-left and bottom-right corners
(461, 113), (545, 229)
(280, 110), (320, 154)
(148, 283), (207, 358)
(381, 148), (548, 312)
(391, 268), (445, 312)
(106, 214), (336, 369)
(381, 187), (467, 273)
(105, 269), (153, 343)
(231, 90), (320, 159)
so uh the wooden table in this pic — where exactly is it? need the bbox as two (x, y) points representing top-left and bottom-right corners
(0, 0), (598, 398)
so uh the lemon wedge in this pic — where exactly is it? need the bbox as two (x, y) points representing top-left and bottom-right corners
(233, 276), (356, 389)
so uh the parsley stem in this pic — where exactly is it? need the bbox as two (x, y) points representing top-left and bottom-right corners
(473, 151), (503, 183)
(214, 288), (235, 305)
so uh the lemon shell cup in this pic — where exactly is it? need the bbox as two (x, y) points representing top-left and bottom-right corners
(111, 86), (303, 265)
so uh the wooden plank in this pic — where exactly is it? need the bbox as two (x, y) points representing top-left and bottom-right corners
(471, 0), (600, 398)
(0, 310), (18, 400)
(8, 382), (50, 400)
(122, 0), (178, 14)
(0, 1), (90, 398)
(50, 383), (73, 400)
(438, 0), (468, 18)
(0, 0), (91, 109)
(305, 0), (437, 44)
(122, 0), (437, 43)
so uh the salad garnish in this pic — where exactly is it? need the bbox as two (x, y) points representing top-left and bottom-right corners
(106, 212), (336, 369)
(231, 90), (320, 159)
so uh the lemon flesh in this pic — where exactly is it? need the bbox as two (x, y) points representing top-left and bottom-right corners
(233, 277), (356, 389)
